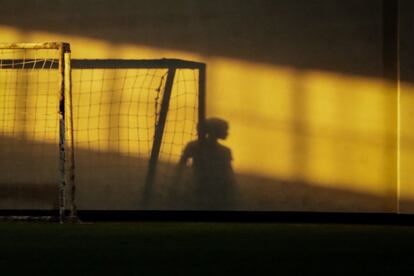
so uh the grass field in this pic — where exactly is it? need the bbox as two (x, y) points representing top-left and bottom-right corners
(1, 221), (414, 275)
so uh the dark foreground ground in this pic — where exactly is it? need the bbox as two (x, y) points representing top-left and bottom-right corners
(1, 221), (414, 275)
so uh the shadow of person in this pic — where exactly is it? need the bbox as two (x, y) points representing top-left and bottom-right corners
(174, 118), (235, 210)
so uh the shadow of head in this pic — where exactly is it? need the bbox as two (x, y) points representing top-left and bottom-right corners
(204, 117), (229, 140)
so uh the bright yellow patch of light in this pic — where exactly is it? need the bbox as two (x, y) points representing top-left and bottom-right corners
(399, 82), (414, 211)
(0, 68), (60, 142)
(208, 58), (397, 197)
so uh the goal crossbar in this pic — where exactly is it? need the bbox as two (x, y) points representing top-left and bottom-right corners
(0, 42), (70, 50)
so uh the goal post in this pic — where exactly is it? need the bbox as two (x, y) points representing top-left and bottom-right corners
(0, 42), (75, 222)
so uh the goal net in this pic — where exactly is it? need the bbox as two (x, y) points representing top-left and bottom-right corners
(0, 43), (73, 220)
(69, 59), (205, 210)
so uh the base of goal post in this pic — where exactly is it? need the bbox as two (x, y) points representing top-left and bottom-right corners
(0, 210), (80, 223)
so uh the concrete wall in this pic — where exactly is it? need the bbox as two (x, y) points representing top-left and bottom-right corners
(399, 0), (414, 213)
(0, 0), (413, 212)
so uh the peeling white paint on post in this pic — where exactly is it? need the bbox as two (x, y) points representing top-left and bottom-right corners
(58, 43), (71, 223)
(58, 45), (66, 223)
(0, 42), (64, 49)
(64, 50), (77, 222)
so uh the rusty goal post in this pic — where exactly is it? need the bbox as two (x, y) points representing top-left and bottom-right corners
(0, 42), (75, 222)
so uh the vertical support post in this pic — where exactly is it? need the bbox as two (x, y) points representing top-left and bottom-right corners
(64, 50), (77, 222)
(198, 64), (207, 141)
(144, 67), (176, 207)
(58, 44), (67, 223)
(382, 0), (400, 213)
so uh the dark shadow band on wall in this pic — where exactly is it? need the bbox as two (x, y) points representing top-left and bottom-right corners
(1, 0), (409, 80)
(1, 209), (414, 225)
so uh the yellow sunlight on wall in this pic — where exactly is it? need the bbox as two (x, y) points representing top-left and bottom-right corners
(1, 24), (411, 201)
(400, 83), (414, 210)
(208, 58), (397, 197)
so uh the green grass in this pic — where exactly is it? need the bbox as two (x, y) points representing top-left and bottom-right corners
(1, 222), (414, 275)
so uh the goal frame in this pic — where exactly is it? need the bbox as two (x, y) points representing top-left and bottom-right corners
(0, 42), (75, 222)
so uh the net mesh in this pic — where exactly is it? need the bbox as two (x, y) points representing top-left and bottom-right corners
(0, 48), (61, 209)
